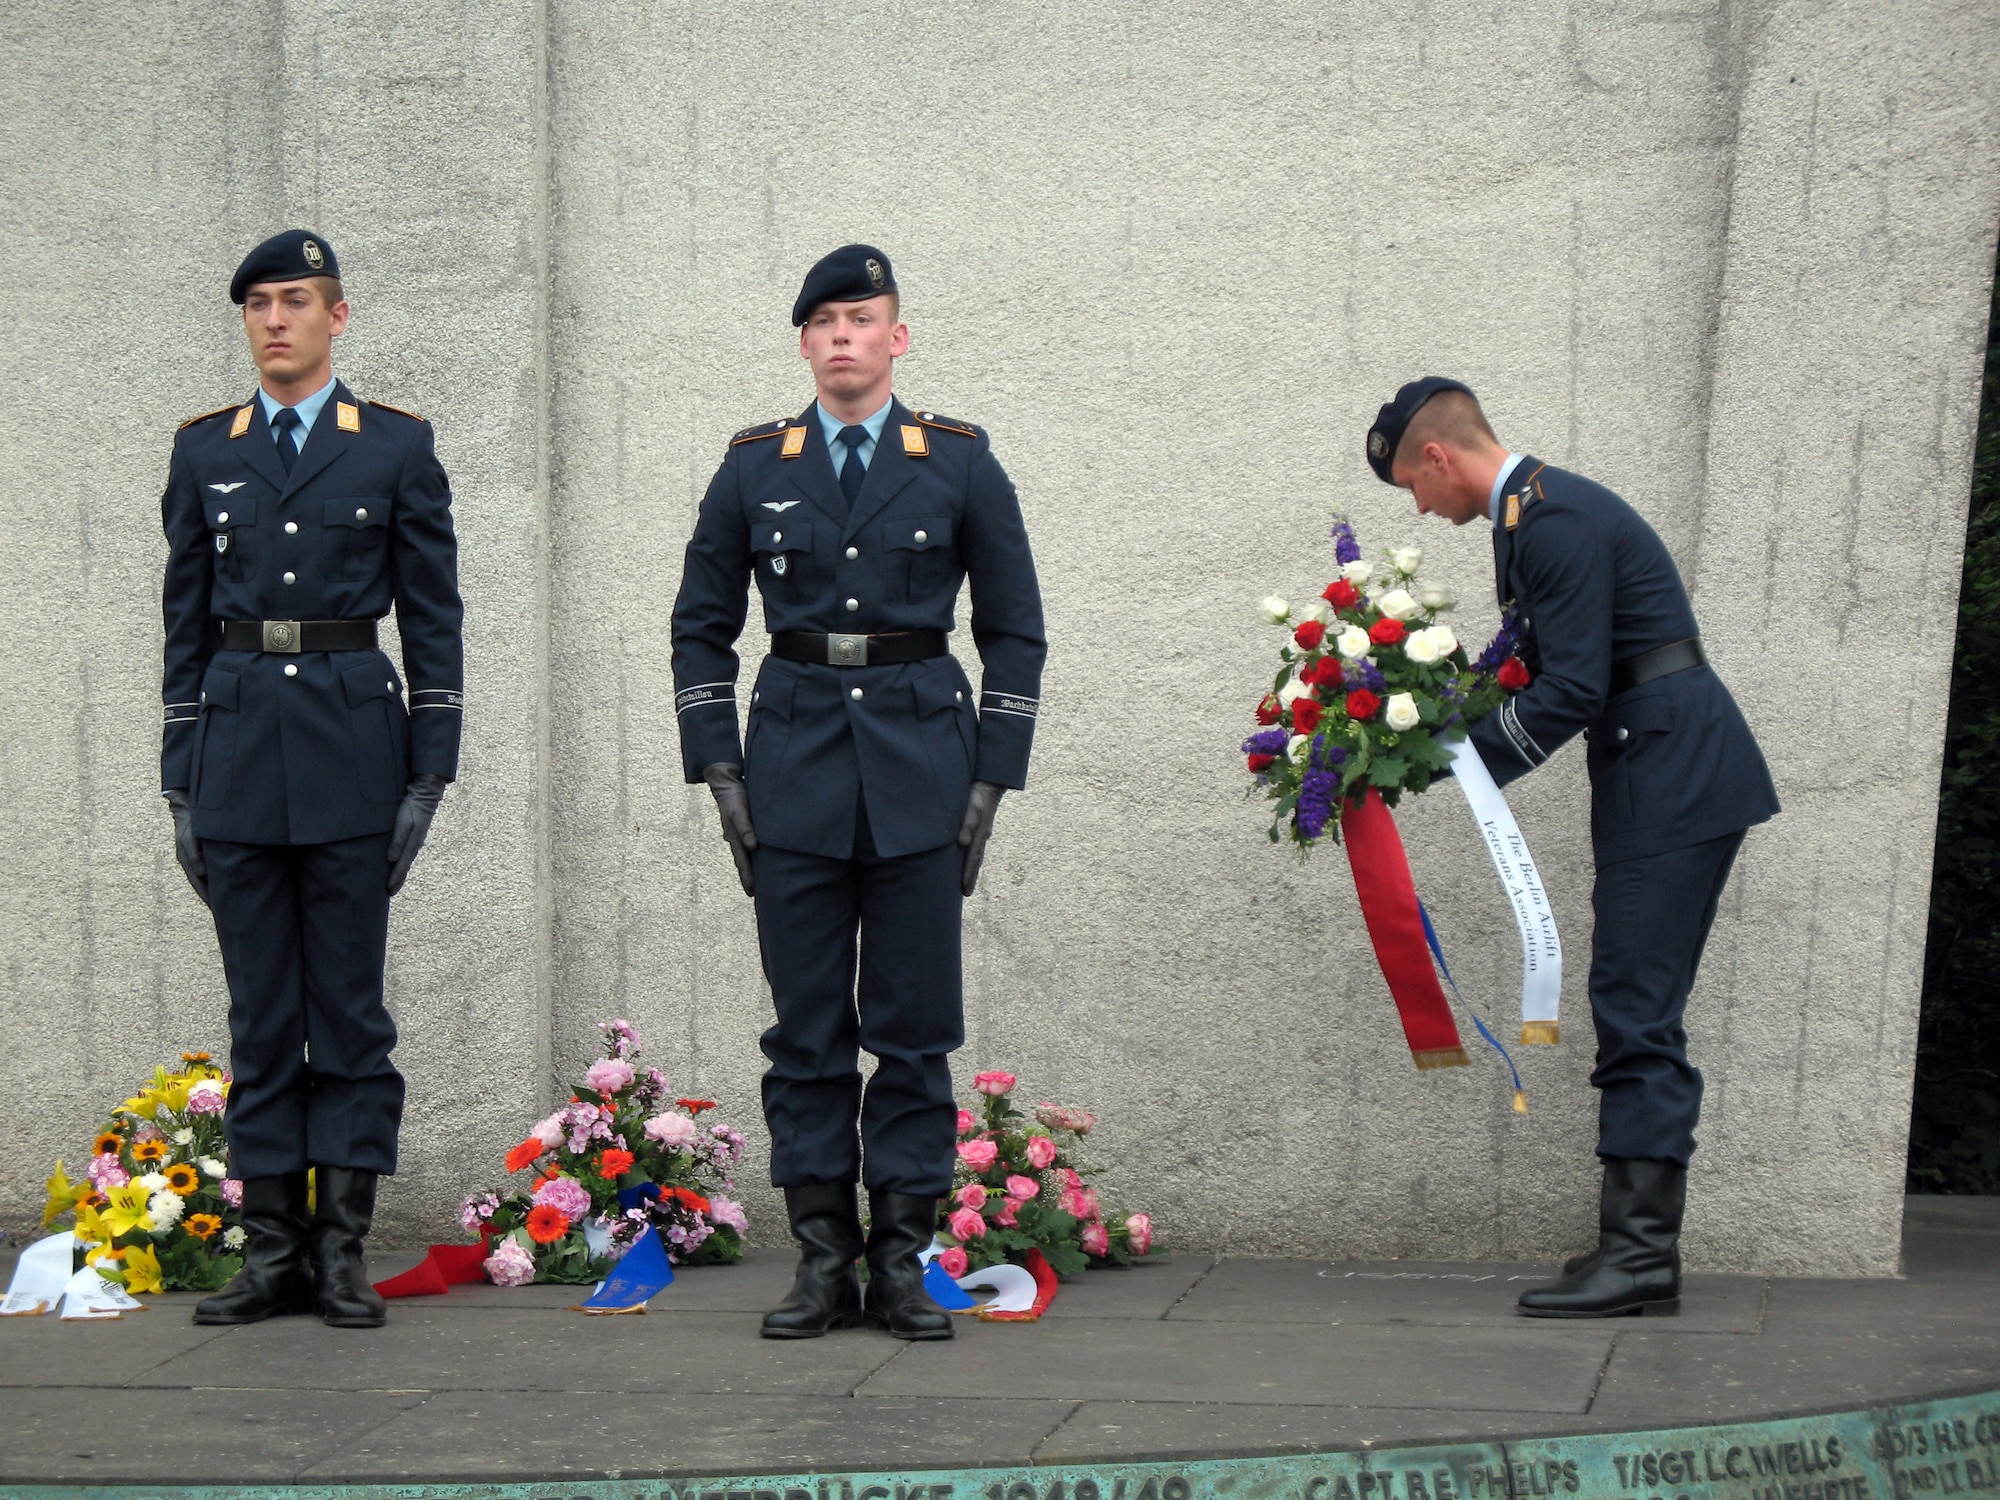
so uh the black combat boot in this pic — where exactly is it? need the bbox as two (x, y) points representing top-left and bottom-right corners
(310, 1166), (388, 1328)
(1518, 1157), (1686, 1318)
(863, 1190), (954, 1340)
(760, 1182), (866, 1338)
(193, 1173), (313, 1324)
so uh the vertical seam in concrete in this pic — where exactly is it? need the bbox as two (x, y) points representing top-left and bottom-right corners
(529, 0), (557, 1115)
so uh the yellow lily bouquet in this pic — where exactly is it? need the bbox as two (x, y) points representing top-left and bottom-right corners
(42, 1053), (243, 1295)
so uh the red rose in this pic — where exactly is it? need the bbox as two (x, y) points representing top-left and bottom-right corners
(1497, 658), (1531, 691)
(1345, 689), (1381, 720)
(1369, 617), (1406, 646)
(1247, 753), (1275, 772)
(1293, 620), (1326, 650)
(1322, 579), (1359, 610)
(1292, 698), (1323, 734)
(1255, 694), (1281, 725)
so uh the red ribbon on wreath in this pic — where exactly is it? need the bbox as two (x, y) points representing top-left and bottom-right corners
(1341, 788), (1470, 1071)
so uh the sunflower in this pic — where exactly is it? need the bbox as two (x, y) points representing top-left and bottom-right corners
(525, 1203), (571, 1244)
(184, 1213), (224, 1240)
(163, 1163), (201, 1196)
(131, 1138), (169, 1164)
(92, 1130), (123, 1157)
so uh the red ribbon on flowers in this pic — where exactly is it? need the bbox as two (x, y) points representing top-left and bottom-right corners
(975, 1247), (1060, 1323)
(374, 1229), (495, 1299)
(1341, 788), (1471, 1071)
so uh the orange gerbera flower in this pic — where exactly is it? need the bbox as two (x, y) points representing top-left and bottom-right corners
(163, 1163), (201, 1195)
(596, 1149), (635, 1178)
(184, 1213), (224, 1240)
(92, 1130), (123, 1157)
(504, 1138), (545, 1173)
(663, 1186), (711, 1215)
(131, 1139), (169, 1164)
(181, 1051), (213, 1064)
(525, 1204), (571, 1244)
(676, 1098), (717, 1115)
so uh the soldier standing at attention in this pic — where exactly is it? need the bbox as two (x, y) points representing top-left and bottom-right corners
(671, 245), (1046, 1340)
(160, 230), (465, 1329)
(1368, 377), (1779, 1318)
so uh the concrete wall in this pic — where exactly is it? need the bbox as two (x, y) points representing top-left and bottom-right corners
(1, 0), (1994, 1274)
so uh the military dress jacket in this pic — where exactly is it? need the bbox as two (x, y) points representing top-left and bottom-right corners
(671, 399), (1046, 861)
(1467, 457), (1778, 867)
(160, 382), (465, 845)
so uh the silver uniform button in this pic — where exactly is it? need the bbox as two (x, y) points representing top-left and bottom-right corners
(1615, 727), (1630, 743)
(285, 521), (299, 534)
(216, 511), (229, 523)
(956, 691), (964, 702)
(845, 546), (858, 560)
(355, 507), (368, 521)
(283, 663), (298, 678)
(845, 598), (859, 611)
(850, 687), (864, 701)
(282, 571), (296, 584)
(914, 530), (928, 544)
(387, 681), (396, 692)
(772, 531), (782, 544)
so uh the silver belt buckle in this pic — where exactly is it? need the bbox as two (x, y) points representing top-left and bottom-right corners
(827, 633), (868, 667)
(262, 619), (302, 653)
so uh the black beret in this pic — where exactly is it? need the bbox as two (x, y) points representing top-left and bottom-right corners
(230, 229), (341, 305)
(1366, 376), (1476, 483)
(791, 244), (897, 326)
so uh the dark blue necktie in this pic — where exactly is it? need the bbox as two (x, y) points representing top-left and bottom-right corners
(272, 407), (301, 473)
(837, 424), (869, 505)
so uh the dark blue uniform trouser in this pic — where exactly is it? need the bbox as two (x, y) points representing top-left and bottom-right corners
(201, 834), (404, 1178)
(752, 804), (964, 1197)
(1589, 829), (1746, 1165)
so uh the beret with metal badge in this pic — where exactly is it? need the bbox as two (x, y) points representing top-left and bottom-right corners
(791, 244), (897, 327)
(1366, 375), (1476, 483)
(229, 229), (342, 305)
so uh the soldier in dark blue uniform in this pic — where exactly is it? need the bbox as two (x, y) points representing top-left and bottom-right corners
(1369, 377), (1779, 1318)
(160, 230), (464, 1329)
(671, 245), (1046, 1340)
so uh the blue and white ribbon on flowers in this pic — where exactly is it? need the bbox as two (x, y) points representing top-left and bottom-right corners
(1418, 899), (1529, 1113)
(1443, 737), (1563, 1044)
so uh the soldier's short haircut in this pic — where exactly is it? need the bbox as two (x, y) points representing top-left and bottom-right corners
(1401, 389), (1498, 456)
(311, 276), (345, 309)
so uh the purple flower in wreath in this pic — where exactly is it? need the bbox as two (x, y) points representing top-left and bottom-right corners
(1309, 737), (1348, 772)
(1241, 729), (1290, 757)
(1330, 515), (1362, 566)
(1474, 610), (1520, 674)
(1296, 769), (1339, 840)
(1344, 658), (1386, 695)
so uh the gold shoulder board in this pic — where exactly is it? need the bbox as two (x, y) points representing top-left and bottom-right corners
(731, 419), (791, 446)
(177, 404), (239, 432)
(912, 409), (979, 438)
(364, 399), (427, 423)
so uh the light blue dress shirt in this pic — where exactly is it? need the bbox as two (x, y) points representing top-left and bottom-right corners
(1489, 451), (1525, 524)
(815, 397), (893, 474)
(257, 376), (338, 454)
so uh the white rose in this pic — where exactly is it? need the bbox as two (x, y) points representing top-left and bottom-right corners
(1341, 561), (1372, 586)
(1418, 581), (1456, 612)
(1335, 625), (1372, 660)
(1288, 734), (1311, 764)
(1389, 546), (1423, 576)
(1384, 693), (1422, 732)
(1403, 631), (1442, 665)
(199, 1157), (227, 1178)
(1277, 677), (1311, 708)
(1377, 588), (1422, 622)
(149, 1190), (184, 1228)
(1424, 624), (1458, 656)
(1299, 600), (1332, 626)
(1259, 596), (1292, 625)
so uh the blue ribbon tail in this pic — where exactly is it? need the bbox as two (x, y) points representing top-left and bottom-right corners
(1417, 898), (1527, 1103)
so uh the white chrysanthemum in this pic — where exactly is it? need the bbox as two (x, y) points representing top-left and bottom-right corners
(199, 1157), (227, 1178)
(222, 1225), (247, 1250)
(148, 1190), (185, 1228)
(138, 1172), (170, 1194)
(172, 1128), (194, 1145)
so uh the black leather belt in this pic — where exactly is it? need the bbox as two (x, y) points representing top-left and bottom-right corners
(1609, 636), (1706, 697)
(216, 619), (379, 654)
(770, 630), (948, 668)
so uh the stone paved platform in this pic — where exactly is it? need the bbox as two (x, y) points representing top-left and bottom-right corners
(0, 1197), (1994, 1488)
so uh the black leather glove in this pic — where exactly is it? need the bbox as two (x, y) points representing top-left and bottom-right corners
(386, 773), (448, 895)
(163, 790), (208, 907)
(957, 781), (1006, 897)
(703, 763), (758, 897)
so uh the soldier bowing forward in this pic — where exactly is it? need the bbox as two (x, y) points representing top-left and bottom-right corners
(671, 245), (1046, 1341)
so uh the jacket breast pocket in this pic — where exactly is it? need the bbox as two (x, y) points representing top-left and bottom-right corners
(192, 668), (239, 809)
(342, 662), (408, 802)
(323, 497), (392, 581)
(204, 497), (256, 582)
(1592, 693), (1674, 830)
(751, 519), (813, 604)
(883, 516), (955, 604)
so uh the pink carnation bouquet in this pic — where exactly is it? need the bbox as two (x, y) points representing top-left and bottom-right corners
(938, 1070), (1156, 1275)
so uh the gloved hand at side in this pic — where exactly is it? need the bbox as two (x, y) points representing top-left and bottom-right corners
(163, 790), (208, 907)
(703, 762), (758, 897)
(957, 781), (1006, 897)
(386, 773), (449, 895)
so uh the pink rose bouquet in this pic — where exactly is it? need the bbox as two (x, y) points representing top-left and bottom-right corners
(936, 1070), (1157, 1275)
